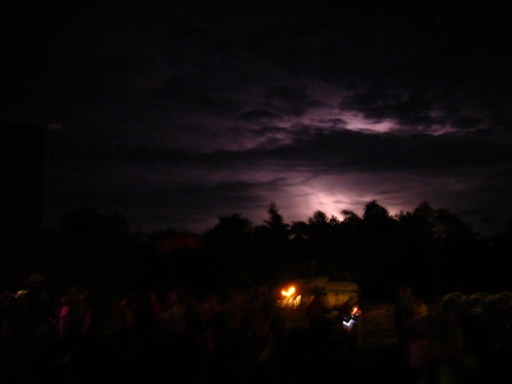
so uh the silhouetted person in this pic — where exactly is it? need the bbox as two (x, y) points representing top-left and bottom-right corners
(132, 291), (158, 343)
(306, 292), (325, 333)
(337, 295), (357, 321)
(394, 285), (415, 352)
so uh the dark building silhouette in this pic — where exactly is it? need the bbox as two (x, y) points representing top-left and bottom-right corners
(1, 122), (50, 287)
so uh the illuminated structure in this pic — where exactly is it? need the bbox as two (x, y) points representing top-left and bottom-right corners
(277, 285), (302, 309)
(277, 278), (359, 309)
(276, 278), (361, 333)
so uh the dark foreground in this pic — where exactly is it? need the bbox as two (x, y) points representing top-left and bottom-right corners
(0, 302), (406, 383)
(0, 324), (412, 384)
(2, 303), (512, 383)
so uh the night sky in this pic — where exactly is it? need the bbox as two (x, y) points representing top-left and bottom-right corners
(2, 2), (511, 236)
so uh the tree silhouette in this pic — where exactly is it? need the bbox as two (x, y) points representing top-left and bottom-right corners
(341, 209), (362, 225)
(45, 200), (508, 301)
(50, 206), (138, 296)
(254, 203), (294, 283)
(202, 213), (255, 289)
(262, 202), (289, 236)
(363, 200), (392, 224)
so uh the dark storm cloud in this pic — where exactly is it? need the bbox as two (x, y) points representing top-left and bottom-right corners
(421, 164), (512, 235)
(45, 159), (280, 231)
(112, 179), (265, 215)
(246, 2), (512, 136)
(451, 116), (486, 130)
(151, 76), (243, 117)
(196, 94), (242, 117)
(316, 118), (348, 127)
(129, 176), (289, 231)
(3, 2), (512, 234)
(341, 91), (492, 133)
(69, 127), (511, 180)
(375, 189), (403, 197)
(266, 86), (309, 103)
(264, 85), (323, 117)
(256, 129), (512, 175)
(152, 77), (189, 103)
(341, 92), (441, 129)
(238, 110), (282, 122)
(238, 86), (327, 121)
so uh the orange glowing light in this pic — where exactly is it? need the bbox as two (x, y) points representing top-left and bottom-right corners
(351, 306), (361, 316)
(281, 286), (296, 297)
(13, 290), (28, 298)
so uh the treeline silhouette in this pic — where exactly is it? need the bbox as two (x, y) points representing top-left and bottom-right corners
(15, 201), (510, 302)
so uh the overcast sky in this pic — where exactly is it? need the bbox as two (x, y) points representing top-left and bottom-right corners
(2, 2), (511, 236)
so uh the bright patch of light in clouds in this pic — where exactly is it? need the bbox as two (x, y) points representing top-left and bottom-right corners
(306, 190), (352, 219)
(273, 175), (369, 223)
(268, 172), (430, 224)
(340, 111), (396, 133)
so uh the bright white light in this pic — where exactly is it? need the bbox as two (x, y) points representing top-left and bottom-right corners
(343, 319), (355, 328)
